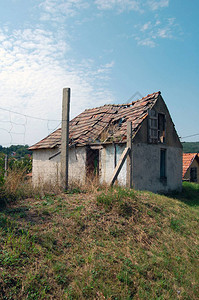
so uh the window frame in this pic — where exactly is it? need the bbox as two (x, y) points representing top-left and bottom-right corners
(148, 109), (158, 143)
(148, 109), (166, 144)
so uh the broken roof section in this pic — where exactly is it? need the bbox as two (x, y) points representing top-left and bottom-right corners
(182, 153), (199, 178)
(29, 91), (160, 150)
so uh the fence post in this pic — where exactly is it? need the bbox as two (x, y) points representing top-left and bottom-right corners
(4, 154), (8, 177)
(126, 121), (132, 188)
(61, 88), (70, 190)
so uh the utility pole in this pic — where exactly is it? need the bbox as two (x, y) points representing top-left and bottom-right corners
(126, 121), (132, 188)
(61, 88), (70, 190)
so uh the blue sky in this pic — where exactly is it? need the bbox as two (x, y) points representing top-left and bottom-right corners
(0, 0), (198, 146)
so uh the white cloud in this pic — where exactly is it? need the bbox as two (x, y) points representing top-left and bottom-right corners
(39, 0), (170, 15)
(140, 21), (151, 32)
(135, 17), (181, 47)
(96, 61), (115, 73)
(94, 0), (141, 12)
(39, 0), (89, 21)
(0, 31), (6, 42)
(135, 37), (155, 47)
(0, 27), (114, 146)
(94, 0), (169, 12)
(147, 0), (169, 11)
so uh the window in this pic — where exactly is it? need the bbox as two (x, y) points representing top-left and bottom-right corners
(148, 110), (166, 144)
(190, 167), (197, 182)
(160, 149), (167, 181)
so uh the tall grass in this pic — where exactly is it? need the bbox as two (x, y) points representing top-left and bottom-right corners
(0, 168), (62, 207)
(0, 169), (105, 209)
(0, 168), (30, 206)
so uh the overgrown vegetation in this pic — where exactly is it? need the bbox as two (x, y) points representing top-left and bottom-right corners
(0, 145), (32, 158)
(0, 145), (32, 207)
(0, 169), (34, 207)
(0, 145), (32, 185)
(0, 177), (198, 299)
(182, 141), (199, 153)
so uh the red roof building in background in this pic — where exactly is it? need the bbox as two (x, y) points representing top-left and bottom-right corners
(183, 153), (199, 183)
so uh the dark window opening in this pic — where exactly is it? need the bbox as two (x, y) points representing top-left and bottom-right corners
(86, 147), (99, 181)
(158, 113), (166, 143)
(160, 149), (167, 182)
(190, 167), (197, 182)
(118, 118), (125, 127)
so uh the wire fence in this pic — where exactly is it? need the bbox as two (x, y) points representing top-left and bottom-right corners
(0, 105), (199, 147)
(0, 107), (61, 146)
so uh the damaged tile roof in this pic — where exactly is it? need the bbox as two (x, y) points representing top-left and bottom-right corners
(182, 153), (199, 178)
(29, 91), (161, 150)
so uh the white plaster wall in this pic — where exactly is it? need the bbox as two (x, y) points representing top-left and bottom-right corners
(32, 149), (60, 186)
(32, 143), (182, 192)
(100, 144), (127, 186)
(32, 147), (86, 186)
(132, 143), (182, 193)
(68, 147), (86, 184)
(116, 144), (127, 185)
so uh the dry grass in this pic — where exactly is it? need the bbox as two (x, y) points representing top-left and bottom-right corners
(0, 169), (64, 208)
(0, 168), (33, 206)
(1, 168), (109, 203)
(4, 168), (27, 194)
(68, 175), (109, 195)
(0, 184), (198, 299)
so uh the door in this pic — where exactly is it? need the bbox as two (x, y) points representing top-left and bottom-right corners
(86, 147), (99, 181)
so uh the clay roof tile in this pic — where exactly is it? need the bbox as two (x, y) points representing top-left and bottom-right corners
(29, 91), (160, 150)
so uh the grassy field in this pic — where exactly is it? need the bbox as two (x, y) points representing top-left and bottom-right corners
(0, 182), (198, 299)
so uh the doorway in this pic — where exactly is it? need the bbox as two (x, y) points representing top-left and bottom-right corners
(86, 147), (99, 181)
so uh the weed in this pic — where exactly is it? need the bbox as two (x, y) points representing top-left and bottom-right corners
(119, 202), (133, 218)
(170, 217), (185, 233)
(67, 187), (84, 194)
(109, 226), (125, 238)
(96, 187), (136, 214)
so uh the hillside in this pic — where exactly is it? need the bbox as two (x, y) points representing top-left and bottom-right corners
(0, 145), (32, 158)
(182, 141), (199, 153)
(0, 184), (199, 299)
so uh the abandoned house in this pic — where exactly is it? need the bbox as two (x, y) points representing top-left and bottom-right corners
(29, 91), (182, 193)
(183, 153), (199, 183)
